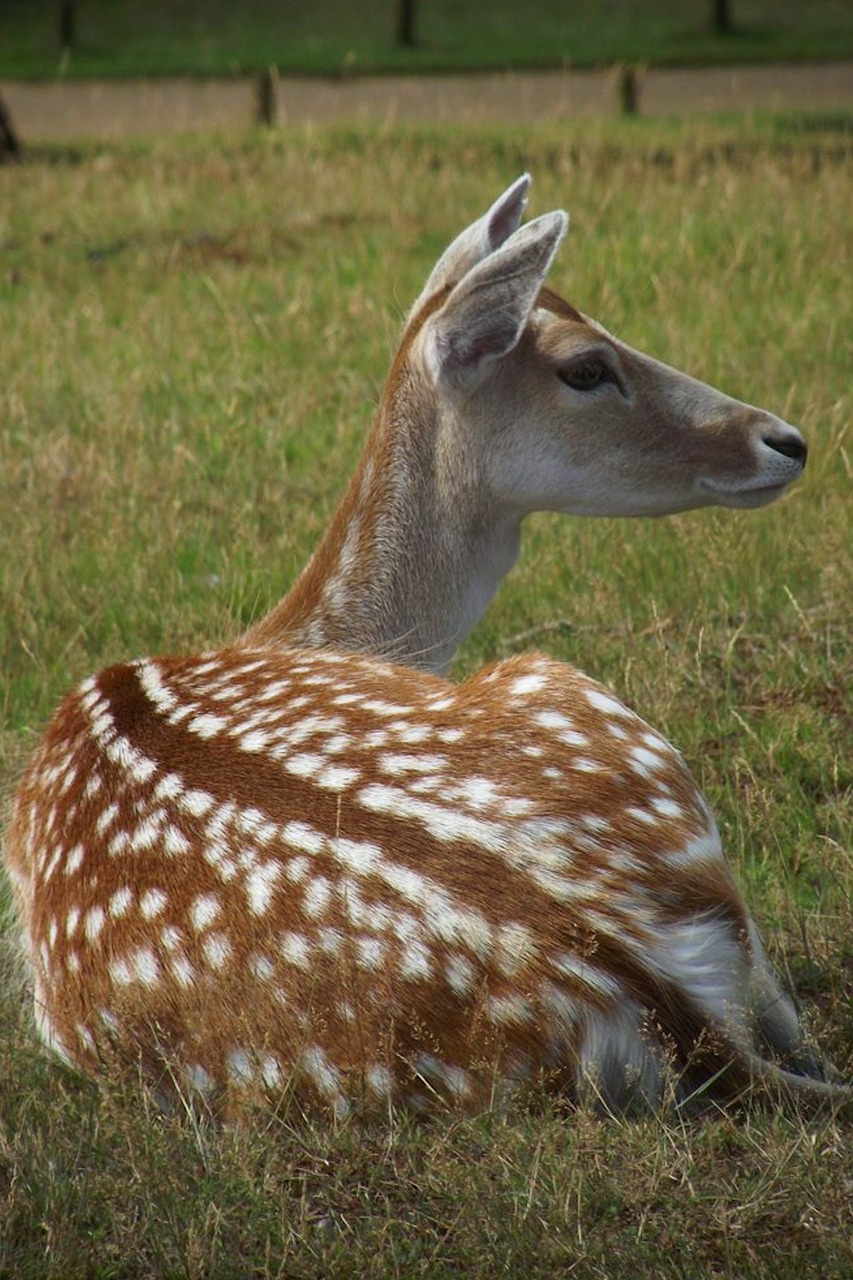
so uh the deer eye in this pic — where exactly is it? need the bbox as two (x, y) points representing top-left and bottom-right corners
(558, 358), (612, 392)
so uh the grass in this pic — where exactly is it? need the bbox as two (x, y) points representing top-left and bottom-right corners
(2, 0), (853, 79)
(1, 117), (851, 1276)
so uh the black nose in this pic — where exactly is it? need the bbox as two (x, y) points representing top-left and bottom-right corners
(762, 430), (808, 467)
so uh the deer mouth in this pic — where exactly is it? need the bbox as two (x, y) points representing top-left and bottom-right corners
(699, 478), (795, 509)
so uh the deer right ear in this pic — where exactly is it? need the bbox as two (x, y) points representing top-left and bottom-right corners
(423, 210), (568, 392)
(408, 174), (532, 318)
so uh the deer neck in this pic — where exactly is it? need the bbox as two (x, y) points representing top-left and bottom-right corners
(240, 369), (522, 674)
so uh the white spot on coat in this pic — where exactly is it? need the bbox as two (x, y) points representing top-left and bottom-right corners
(84, 906), (106, 942)
(202, 933), (232, 969)
(246, 862), (282, 915)
(109, 887), (134, 919)
(584, 687), (634, 719)
(511, 673), (546, 696)
(191, 894), (221, 931)
(140, 888), (168, 919)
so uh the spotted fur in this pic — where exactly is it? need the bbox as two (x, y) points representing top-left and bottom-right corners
(7, 648), (847, 1114)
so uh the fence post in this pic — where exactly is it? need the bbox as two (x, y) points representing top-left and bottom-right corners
(0, 90), (21, 161)
(711, 0), (733, 35)
(57, 0), (76, 52)
(615, 65), (642, 116)
(397, 0), (417, 47)
(254, 67), (279, 126)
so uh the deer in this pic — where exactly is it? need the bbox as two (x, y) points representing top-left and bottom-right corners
(5, 179), (849, 1119)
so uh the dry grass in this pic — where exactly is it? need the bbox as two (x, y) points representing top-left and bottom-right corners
(0, 116), (851, 1277)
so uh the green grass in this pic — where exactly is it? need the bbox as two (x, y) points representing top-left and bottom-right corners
(1, 118), (851, 1276)
(2, 0), (853, 79)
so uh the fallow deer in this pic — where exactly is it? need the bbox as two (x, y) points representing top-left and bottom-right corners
(5, 180), (848, 1118)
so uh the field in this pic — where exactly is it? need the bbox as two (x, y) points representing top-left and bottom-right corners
(2, 0), (853, 78)
(1, 117), (851, 1276)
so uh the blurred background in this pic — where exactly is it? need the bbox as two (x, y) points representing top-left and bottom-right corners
(1, 0), (852, 146)
(4, 0), (853, 75)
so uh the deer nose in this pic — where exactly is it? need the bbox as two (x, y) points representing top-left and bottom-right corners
(762, 426), (808, 468)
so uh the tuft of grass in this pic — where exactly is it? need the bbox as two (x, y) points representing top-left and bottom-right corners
(0, 119), (851, 1276)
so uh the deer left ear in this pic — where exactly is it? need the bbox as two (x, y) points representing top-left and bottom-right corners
(423, 210), (568, 391)
(408, 174), (532, 319)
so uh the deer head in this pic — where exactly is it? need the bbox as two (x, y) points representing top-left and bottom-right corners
(245, 177), (807, 670)
(418, 187), (806, 517)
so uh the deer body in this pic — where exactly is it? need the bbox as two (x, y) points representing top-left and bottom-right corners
(5, 646), (834, 1113)
(5, 179), (845, 1115)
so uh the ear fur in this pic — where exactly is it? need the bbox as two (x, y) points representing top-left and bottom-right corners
(408, 174), (531, 319)
(423, 210), (568, 391)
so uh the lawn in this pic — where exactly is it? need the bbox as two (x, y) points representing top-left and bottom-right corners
(2, 0), (853, 79)
(0, 117), (851, 1276)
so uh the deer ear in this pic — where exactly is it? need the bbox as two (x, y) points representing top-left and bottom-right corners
(423, 210), (568, 390)
(409, 174), (531, 317)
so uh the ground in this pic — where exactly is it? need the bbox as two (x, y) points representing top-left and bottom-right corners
(3, 61), (853, 141)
